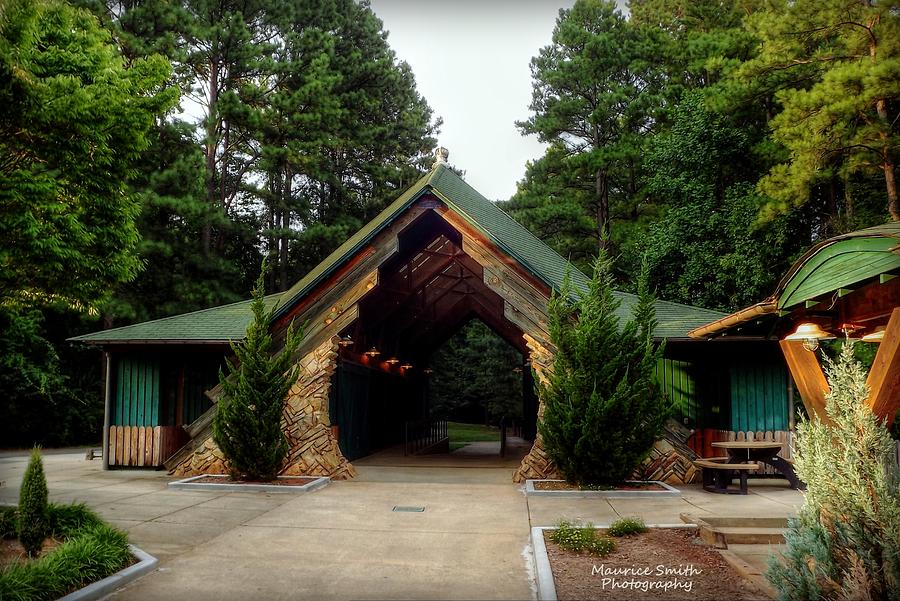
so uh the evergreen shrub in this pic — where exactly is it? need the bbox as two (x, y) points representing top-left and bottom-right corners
(539, 253), (670, 485)
(766, 342), (900, 600)
(213, 266), (305, 481)
(17, 448), (49, 557)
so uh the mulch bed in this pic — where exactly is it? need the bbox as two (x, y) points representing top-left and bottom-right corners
(1, 537), (62, 567)
(546, 528), (768, 600)
(191, 475), (319, 486)
(535, 480), (666, 491)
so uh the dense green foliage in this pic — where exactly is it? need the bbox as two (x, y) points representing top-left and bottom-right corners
(17, 448), (49, 557)
(0, 504), (130, 601)
(0, 506), (16, 538)
(550, 520), (616, 557)
(428, 321), (523, 426)
(766, 343), (900, 600)
(2, 0), (437, 447)
(506, 0), (895, 304)
(607, 517), (648, 537)
(0, 0), (174, 446)
(0, 0), (174, 314)
(740, 0), (900, 223)
(213, 269), (304, 480)
(539, 254), (670, 485)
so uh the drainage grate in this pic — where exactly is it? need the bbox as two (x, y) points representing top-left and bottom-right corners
(392, 505), (425, 512)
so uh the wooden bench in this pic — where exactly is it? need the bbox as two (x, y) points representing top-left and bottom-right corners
(695, 457), (760, 495)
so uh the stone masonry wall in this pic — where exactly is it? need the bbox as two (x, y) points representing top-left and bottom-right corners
(513, 334), (561, 483)
(169, 337), (356, 479)
(511, 333), (700, 486)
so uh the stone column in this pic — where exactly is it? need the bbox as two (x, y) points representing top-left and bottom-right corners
(280, 338), (356, 479)
(170, 337), (356, 479)
(513, 334), (561, 483)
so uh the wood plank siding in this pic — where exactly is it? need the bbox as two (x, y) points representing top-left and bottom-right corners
(107, 425), (187, 467)
(109, 354), (220, 466)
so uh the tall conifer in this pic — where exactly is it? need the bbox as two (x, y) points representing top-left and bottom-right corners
(213, 265), (304, 480)
(539, 253), (669, 485)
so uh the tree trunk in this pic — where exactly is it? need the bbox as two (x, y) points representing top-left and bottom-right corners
(596, 168), (610, 252)
(280, 168), (291, 291)
(875, 99), (899, 221)
(202, 59), (219, 256)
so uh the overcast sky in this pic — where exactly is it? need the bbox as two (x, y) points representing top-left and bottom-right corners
(369, 0), (578, 201)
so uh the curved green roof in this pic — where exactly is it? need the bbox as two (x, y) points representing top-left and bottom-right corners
(778, 223), (900, 310)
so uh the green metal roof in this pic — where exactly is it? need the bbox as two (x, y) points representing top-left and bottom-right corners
(778, 222), (900, 309)
(69, 295), (282, 344)
(72, 163), (726, 344)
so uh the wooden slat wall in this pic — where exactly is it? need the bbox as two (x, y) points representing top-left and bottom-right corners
(729, 363), (789, 432)
(688, 428), (793, 476)
(655, 358), (697, 423)
(108, 426), (186, 467)
(112, 357), (161, 427)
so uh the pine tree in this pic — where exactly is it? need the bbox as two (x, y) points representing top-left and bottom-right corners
(539, 253), (670, 485)
(767, 342), (900, 600)
(18, 447), (49, 557)
(212, 265), (305, 480)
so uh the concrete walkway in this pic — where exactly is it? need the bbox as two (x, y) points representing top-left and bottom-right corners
(0, 449), (803, 600)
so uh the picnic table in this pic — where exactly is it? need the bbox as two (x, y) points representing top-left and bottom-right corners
(711, 441), (805, 490)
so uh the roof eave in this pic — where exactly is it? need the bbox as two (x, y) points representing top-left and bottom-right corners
(687, 300), (777, 339)
(67, 338), (237, 346)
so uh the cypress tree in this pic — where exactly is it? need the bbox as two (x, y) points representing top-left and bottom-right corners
(213, 265), (305, 481)
(539, 253), (670, 485)
(18, 447), (49, 557)
(766, 342), (900, 600)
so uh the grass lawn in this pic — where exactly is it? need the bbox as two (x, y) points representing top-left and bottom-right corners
(448, 421), (499, 450)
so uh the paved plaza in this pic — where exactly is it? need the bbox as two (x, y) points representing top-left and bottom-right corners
(0, 448), (802, 600)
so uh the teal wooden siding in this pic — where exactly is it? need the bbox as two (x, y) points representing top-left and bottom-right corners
(655, 358), (697, 423)
(113, 357), (161, 426)
(729, 364), (788, 432)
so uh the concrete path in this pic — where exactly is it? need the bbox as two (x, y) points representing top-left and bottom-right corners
(0, 449), (803, 600)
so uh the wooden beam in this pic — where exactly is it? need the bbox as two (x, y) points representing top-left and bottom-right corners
(779, 339), (830, 422)
(867, 307), (900, 427)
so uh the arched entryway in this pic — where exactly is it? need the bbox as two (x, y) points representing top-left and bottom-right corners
(326, 210), (540, 468)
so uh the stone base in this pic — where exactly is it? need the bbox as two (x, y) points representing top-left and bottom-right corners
(513, 437), (560, 483)
(169, 337), (356, 480)
(634, 438), (701, 485)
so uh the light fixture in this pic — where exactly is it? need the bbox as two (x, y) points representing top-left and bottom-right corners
(785, 322), (835, 352)
(386, 356), (400, 365)
(512, 367), (523, 374)
(423, 368), (433, 375)
(365, 347), (380, 358)
(862, 326), (886, 343)
(338, 334), (354, 348)
(400, 362), (413, 370)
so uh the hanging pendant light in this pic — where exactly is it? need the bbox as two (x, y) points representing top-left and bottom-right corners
(784, 322), (834, 352)
(386, 356), (400, 365)
(365, 347), (380, 358)
(338, 334), (354, 348)
(862, 326), (886, 343)
(400, 362), (413, 370)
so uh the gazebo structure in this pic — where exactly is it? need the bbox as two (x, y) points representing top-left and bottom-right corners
(72, 152), (799, 484)
(690, 223), (900, 427)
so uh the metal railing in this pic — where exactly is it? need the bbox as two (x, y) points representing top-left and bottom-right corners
(404, 419), (448, 456)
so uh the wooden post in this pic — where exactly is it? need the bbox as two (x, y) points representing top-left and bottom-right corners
(779, 340), (830, 422)
(102, 352), (113, 470)
(867, 307), (900, 427)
